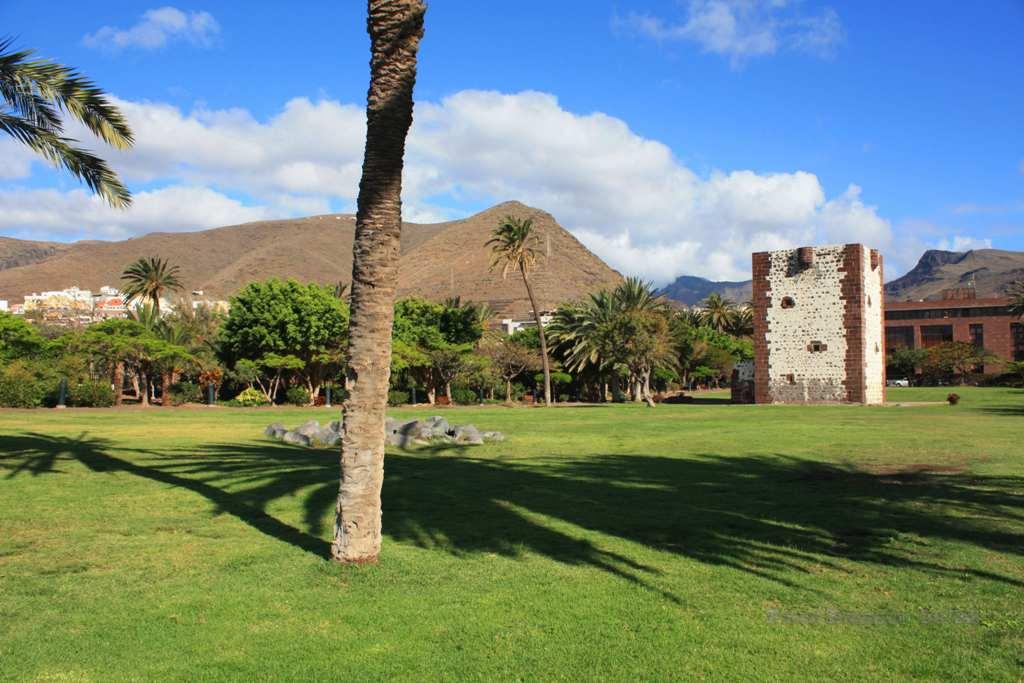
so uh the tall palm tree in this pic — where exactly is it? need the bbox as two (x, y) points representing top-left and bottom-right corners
(700, 293), (737, 333)
(487, 215), (552, 406)
(120, 257), (183, 314)
(332, 0), (426, 565)
(0, 38), (133, 207)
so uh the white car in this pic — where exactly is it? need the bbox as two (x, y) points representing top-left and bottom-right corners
(887, 378), (910, 387)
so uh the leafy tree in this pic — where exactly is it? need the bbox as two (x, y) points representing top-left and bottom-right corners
(218, 279), (348, 403)
(0, 38), (133, 207)
(487, 215), (553, 406)
(482, 336), (536, 401)
(887, 347), (927, 381)
(429, 345), (472, 403)
(333, 0), (426, 565)
(0, 312), (45, 362)
(922, 341), (999, 385)
(121, 257), (183, 313)
(81, 319), (157, 406)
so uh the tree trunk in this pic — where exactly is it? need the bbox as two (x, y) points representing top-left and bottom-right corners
(445, 382), (452, 403)
(162, 370), (173, 406)
(112, 361), (125, 407)
(333, 0), (425, 566)
(505, 379), (512, 402)
(520, 265), (551, 406)
(139, 373), (150, 407)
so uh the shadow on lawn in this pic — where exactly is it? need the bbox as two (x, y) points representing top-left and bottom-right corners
(980, 389), (1024, 416)
(2, 432), (1022, 594)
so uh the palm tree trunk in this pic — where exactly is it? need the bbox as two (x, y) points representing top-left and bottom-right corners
(520, 264), (551, 407)
(139, 372), (150, 407)
(333, 0), (425, 566)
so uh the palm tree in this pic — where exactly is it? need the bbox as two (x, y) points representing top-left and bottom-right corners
(700, 293), (737, 333)
(487, 215), (552, 406)
(120, 257), (183, 314)
(0, 38), (133, 207)
(1009, 280), (1024, 318)
(332, 0), (427, 566)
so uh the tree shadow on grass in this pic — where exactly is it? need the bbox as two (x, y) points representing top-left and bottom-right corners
(2, 432), (1022, 596)
(980, 389), (1024, 416)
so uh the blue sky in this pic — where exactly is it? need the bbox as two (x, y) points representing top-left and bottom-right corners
(1, 1), (1022, 283)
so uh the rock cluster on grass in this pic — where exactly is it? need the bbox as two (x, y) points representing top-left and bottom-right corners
(265, 416), (503, 449)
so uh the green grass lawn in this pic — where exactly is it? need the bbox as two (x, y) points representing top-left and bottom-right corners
(1, 387), (1022, 681)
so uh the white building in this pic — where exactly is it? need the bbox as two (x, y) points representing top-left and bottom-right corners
(500, 311), (554, 336)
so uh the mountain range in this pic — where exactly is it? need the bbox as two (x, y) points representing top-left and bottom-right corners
(0, 202), (622, 318)
(655, 248), (1024, 306)
(1, 204), (1021, 312)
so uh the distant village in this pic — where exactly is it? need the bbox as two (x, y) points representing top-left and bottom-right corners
(0, 285), (230, 326)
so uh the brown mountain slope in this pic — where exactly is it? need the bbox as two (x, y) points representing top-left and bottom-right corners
(0, 201), (622, 316)
(884, 248), (1024, 301)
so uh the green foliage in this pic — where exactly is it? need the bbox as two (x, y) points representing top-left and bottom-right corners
(509, 325), (541, 350)
(387, 390), (410, 406)
(887, 347), (928, 379)
(0, 38), (133, 207)
(219, 279), (348, 401)
(0, 313), (46, 362)
(0, 361), (50, 407)
(168, 381), (202, 405)
(66, 380), (115, 408)
(450, 387), (477, 405)
(534, 371), (572, 389)
(284, 385), (310, 406)
(120, 257), (183, 311)
(922, 341), (1000, 384)
(232, 387), (270, 407)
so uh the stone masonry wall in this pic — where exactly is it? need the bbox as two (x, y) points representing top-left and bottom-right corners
(752, 244), (884, 405)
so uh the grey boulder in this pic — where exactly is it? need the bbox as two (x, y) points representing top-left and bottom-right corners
(295, 420), (321, 438)
(282, 431), (310, 446)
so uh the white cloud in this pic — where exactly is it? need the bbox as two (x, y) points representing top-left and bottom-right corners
(4, 89), (896, 283)
(935, 235), (993, 252)
(618, 0), (843, 64)
(0, 186), (271, 241)
(83, 7), (220, 51)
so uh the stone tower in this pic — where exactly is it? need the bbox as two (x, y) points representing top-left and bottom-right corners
(751, 244), (885, 405)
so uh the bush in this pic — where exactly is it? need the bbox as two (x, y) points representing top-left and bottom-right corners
(67, 380), (115, 408)
(558, 393), (570, 403)
(0, 362), (48, 408)
(168, 381), (202, 405)
(387, 390), (409, 406)
(451, 387), (477, 405)
(233, 387), (270, 407)
(509, 382), (527, 401)
(284, 385), (310, 406)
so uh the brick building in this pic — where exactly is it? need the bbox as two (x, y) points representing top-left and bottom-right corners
(885, 294), (1023, 372)
(747, 244), (885, 405)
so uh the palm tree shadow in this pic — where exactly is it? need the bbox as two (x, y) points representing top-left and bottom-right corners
(3, 432), (1022, 597)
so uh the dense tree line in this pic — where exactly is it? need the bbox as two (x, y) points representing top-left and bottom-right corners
(0, 274), (759, 408)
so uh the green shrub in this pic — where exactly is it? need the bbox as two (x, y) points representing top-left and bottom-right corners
(0, 362), (48, 408)
(558, 393), (570, 403)
(387, 390), (409, 406)
(168, 381), (202, 405)
(451, 387), (477, 405)
(285, 385), (310, 406)
(67, 380), (115, 408)
(233, 387), (270, 407)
